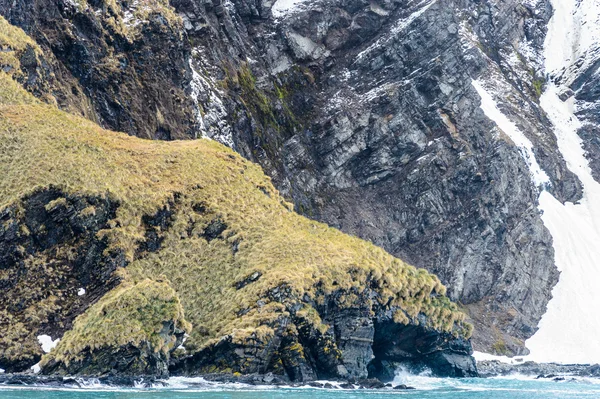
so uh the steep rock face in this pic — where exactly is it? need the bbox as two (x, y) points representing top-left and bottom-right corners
(263, 0), (581, 356)
(169, 0), (584, 355)
(0, 0), (586, 357)
(0, 0), (198, 139)
(171, 285), (477, 381)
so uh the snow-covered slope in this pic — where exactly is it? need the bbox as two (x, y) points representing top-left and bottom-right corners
(525, 0), (600, 364)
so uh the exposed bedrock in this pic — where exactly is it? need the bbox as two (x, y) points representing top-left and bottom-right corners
(0, 0), (588, 357)
(171, 286), (477, 381)
(0, 188), (124, 373)
(186, 0), (581, 355)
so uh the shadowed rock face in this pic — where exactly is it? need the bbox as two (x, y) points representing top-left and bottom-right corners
(369, 319), (476, 380)
(0, 0), (587, 357)
(170, 286), (476, 382)
(0, 0), (199, 140)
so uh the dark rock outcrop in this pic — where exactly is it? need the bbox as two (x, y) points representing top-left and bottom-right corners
(369, 317), (476, 379)
(0, 0), (199, 139)
(171, 286), (477, 382)
(41, 322), (186, 378)
(0, 188), (123, 373)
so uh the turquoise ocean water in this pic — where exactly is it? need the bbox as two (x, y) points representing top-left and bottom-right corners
(2, 374), (600, 398)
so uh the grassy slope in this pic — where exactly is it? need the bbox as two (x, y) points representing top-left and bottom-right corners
(0, 16), (470, 366)
(42, 278), (191, 366)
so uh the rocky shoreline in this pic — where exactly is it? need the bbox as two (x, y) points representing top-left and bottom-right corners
(478, 361), (600, 379)
(2, 361), (600, 391)
(0, 373), (417, 390)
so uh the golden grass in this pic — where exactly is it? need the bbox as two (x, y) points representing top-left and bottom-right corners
(40, 278), (191, 367)
(0, 17), (43, 81)
(0, 17), (471, 366)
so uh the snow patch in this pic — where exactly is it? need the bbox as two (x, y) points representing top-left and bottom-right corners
(121, 0), (146, 29)
(37, 335), (60, 353)
(356, 0), (437, 61)
(188, 53), (234, 147)
(472, 79), (550, 187)
(271, 0), (310, 19)
(287, 32), (330, 60)
(524, 84), (600, 363)
(523, 0), (600, 364)
(390, 0), (436, 35)
(543, 0), (600, 83)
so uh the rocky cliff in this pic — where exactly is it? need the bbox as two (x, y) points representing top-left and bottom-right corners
(0, 0), (593, 360)
(0, 24), (476, 381)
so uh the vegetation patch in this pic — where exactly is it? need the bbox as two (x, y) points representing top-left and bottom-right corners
(221, 63), (302, 156)
(0, 17), (42, 77)
(40, 278), (191, 368)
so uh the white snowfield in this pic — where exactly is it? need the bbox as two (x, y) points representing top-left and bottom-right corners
(543, 0), (600, 86)
(524, 0), (600, 365)
(473, 0), (600, 364)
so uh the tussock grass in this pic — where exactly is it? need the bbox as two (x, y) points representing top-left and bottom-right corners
(0, 17), (43, 82)
(0, 19), (470, 364)
(40, 278), (191, 367)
